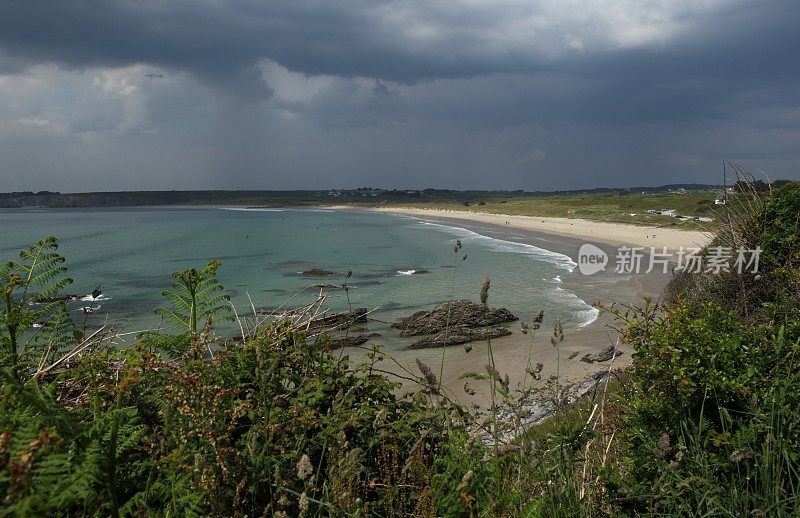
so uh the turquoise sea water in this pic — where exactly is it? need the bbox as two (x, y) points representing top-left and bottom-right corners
(0, 207), (597, 347)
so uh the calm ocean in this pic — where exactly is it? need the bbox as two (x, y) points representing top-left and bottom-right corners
(1, 207), (597, 349)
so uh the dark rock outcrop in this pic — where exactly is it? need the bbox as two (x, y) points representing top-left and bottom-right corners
(409, 327), (512, 349)
(307, 308), (368, 332)
(580, 345), (624, 363)
(392, 300), (517, 337)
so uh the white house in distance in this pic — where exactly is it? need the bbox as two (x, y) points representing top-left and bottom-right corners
(715, 187), (734, 205)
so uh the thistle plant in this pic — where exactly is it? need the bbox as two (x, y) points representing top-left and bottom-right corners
(156, 259), (233, 334)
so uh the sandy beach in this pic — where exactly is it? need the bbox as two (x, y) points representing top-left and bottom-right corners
(327, 206), (707, 408)
(365, 206), (713, 251)
(403, 313), (628, 409)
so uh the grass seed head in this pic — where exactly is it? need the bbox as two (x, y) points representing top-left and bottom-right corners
(416, 358), (438, 391)
(480, 276), (490, 304)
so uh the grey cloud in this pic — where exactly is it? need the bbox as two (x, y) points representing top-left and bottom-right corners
(4, 0), (794, 85)
(0, 0), (799, 191)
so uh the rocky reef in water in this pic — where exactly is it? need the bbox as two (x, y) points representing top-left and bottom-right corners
(393, 300), (517, 348)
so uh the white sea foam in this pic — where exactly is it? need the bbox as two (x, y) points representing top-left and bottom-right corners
(220, 207), (338, 214)
(397, 270), (416, 275)
(417, 220), (577, 272)
(415, 220), (599, 327)
(550, 287), (600, 328)
(219, 207), (285, 212)
(79, 294), (111, 302)
(577, 307), (601, 327)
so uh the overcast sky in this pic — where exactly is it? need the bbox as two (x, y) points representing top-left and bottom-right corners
(1, 0), (798, 191)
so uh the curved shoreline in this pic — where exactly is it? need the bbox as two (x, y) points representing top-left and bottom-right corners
(325, 205), (681, 408)
(404, 217), (601, 329)
(331, 205), (713, 251)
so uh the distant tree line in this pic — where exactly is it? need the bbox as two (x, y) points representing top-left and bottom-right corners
(2, 182), (782, 209)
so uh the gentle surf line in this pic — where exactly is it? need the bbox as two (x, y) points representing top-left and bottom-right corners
(408, 218), (599, 328)
(414, 219), (578, 272)
(219, 207), (286, 212)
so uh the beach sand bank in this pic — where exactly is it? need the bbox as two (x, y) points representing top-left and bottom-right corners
(363, 206), (713, 251)
(330, 206), (691, 408)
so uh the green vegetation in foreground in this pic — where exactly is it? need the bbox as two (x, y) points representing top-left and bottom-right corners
(2, 182), (800, 516)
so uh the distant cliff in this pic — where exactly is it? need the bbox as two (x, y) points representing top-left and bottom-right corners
(0, 190), (323, 208)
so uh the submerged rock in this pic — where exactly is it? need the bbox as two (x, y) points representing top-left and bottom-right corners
(392, 300), (517, 337)
(329, 333), (381, 348)
(307, 308), (368, 332)
(35, 287), (103, 304)
(34, 295), (77, 303)
(408, 327), (512, 349)
(580, 345), (624, 363)
(301, 268), (337, 277)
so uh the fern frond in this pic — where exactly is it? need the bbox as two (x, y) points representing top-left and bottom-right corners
(19, 301), (77, 368)
(169, 281), (194, 299)
(0, 368), (81, 438)
(195, 283), (224, 301)
(156, 260), (231, 333)
(155, 307), (190, 329)
(34, 275), (73, 300)
(197, 294), (231, 311)
(161, 290), (193, 312)
(26, 260), (67, 284)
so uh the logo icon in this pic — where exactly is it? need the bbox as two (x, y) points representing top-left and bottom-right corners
(577, 243), (608, 275)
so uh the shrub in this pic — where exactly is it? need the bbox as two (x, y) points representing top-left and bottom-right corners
(1, 322), (459, 515)
(616, 303), (800, 515)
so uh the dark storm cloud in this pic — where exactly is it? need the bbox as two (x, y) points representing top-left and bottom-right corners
(569, 4), (800, 125)
(7, 0), (795, 123)
(2, 0), (793, 86)
(1, 0), (487, 85)
(0, 0), (799, 190)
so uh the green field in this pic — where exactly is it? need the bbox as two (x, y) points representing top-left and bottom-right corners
(2, 188), (722, 229)
(352, 192), (721, 229)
